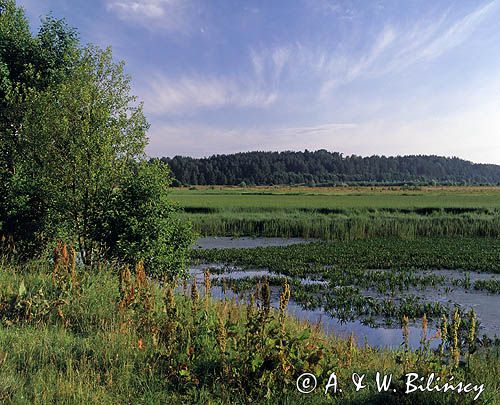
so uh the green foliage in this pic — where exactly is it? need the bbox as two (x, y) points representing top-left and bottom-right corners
(0, 1), (193, 273)
(0, 1), (79, 253)
(194, 237), (500, 275)
(19, 44), (150, 263)
(93, 160), (194, 277)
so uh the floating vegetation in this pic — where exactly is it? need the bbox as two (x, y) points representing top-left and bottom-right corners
(193, 238), (500, 275)
(474, 279), (500, 294)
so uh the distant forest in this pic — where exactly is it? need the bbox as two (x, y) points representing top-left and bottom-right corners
(161, 150), (500, 186)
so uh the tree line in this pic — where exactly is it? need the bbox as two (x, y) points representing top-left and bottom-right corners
(162, 150), (500, 186)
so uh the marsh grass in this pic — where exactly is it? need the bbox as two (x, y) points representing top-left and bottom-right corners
(172, 187), (500, 241)
(181, 210), (500, 240)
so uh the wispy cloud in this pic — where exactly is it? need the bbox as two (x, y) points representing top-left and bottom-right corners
(146, 121), (358, 157)
(250, 46), (291, 85)
(105, 0), (195, 33)
(379, 0), (499, 73)
(250, 1), (499, 100)
(139, 73), (277, 115)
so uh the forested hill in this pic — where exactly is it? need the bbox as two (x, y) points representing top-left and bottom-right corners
(161, 150), (500, 186)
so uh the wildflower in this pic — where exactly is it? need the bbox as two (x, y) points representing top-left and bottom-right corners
(452, 309), (461, 368)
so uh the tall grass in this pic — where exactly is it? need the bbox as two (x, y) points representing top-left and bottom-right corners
(171, 187), (500, 240)
(182, 210), (500, 240)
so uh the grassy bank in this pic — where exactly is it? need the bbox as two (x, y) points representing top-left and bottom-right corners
(1, 259), (498, 404)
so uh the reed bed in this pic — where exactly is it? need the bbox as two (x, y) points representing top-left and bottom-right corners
(172, 187), (500, 241)
(181, 210), (500, 240)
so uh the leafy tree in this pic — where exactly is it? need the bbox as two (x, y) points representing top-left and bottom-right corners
(1, 1), (194, 275)
(0, 1), (79, 251)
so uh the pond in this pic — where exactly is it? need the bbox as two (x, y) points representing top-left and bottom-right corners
(189, 237), (500, 349)
(193, 236), (315, 250)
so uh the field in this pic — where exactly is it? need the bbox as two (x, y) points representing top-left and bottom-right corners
(171, 186), (500, 240)
(171, 185), (500, 209)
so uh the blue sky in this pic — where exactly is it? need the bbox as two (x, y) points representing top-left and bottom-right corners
(17, 0), (500, 163)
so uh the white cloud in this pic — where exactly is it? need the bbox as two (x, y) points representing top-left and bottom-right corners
(417, 1), (497, 61)
(250, 46), (292, 85)
(139, 73), (277, 115)
(377, 0), (499, 74)
(106, 0), (194, 33)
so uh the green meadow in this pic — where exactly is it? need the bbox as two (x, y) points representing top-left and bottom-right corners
(170, 186), (500, 209)
(171, 186), (500, 240)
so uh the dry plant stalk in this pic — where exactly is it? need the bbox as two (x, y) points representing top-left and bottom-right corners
(440, 314), (448, 358)
(279, 279), (291, 332)
(191, 276), (200, 313)
(347, 333), (355, 367)
(204, 269), (211, 312)
(402, 315), (410, 352)
(260, 278), (271, 319)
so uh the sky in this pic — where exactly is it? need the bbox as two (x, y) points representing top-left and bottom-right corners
(16, 0), (500, 164)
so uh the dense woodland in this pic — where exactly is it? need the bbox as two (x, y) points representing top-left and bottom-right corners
(163, 150), (500, 186)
